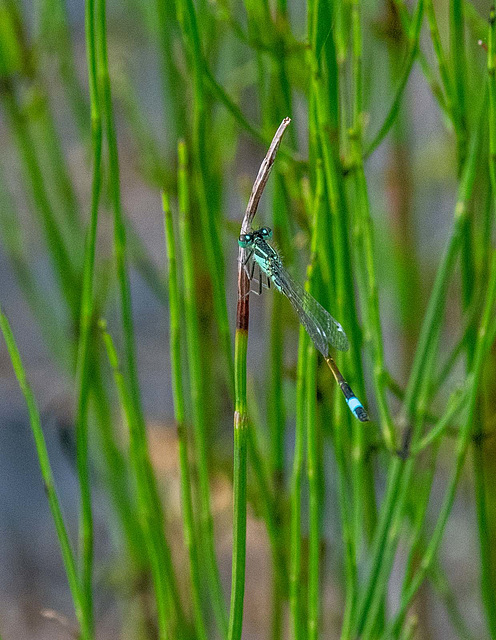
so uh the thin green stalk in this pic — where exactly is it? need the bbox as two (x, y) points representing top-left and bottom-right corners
(155, 0), (187, 142)
(178, 141), (228, 638)
(0, 308), (90, 640)
(0, 169), (70, 367)
(350, 0), (396, 450)
(333, 397), (358, 640)
(429, 562), (476, 640)
(290, 326), (307, 640)
(39, 0), (90, 139)
(311, 0), (376, 551)
(411, 385), (468, 455)
(177, 0), (234, 395)
(450, 0), (468, 167)
(95, 0), (140, 418)
(389, 0), (450, 122)
(96, 0), (185, 634)
(246, 382), (289, 596)
(228, 328), (248, 640)
(268, 178), (287, 640)
(364, 0), (424, 159)
(100, 323), (179, 640)
(72, 0), (105, 625)
(227, 118), (291, 640)
(354, 91), (487, 638)
(163, 192), (207, 640)
(306, 343), (319, 640)
(5, 2), (82, 243)
(0, 74), (79, 318)
(302, 187), (322, 640)
(479, 13), (496, 635)
(385, 251), (496, 638)
(425, 0), (454, 119)
(88, 359), (147, 568)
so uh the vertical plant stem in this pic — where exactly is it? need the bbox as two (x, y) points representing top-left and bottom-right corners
(350, 0), (396, 450)
(96, 0), (185, 635)
(163, 192), (208, 640)
(0, 74), (79, 318)
(306, 344), (319, 640)
(100, 324), (181, 640)
(310, 0), (376, 551)
(364, 0), (425, 159)
(155, 0), (187, 142)
(450, 0), (467, 166)
(0, 309), (90, 640)
(228, 118), (291, 640)
(228, 326), (249, 640)
(245, 386), (289, 595)
(72, 0), (105, 627)
(387, 251), (496, 637)
(177, 0), (234, 394)
(177, 141), (228, 638)
(290, 325), (307, 640)
(425, 0), (454, 119)
(354, 94), (487, 638)
(479, 12), (496, 636)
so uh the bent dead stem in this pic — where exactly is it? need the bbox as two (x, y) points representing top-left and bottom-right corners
(228, 118), (291, 640)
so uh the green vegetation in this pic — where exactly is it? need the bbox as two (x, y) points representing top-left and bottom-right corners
(0, 0), (495, 638)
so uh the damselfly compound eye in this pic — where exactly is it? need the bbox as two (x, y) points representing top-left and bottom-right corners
(260, 227), (273, 238)
(238, 233), (253, 248)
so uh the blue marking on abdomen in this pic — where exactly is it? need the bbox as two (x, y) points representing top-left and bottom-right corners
(347, 397), (363, 415)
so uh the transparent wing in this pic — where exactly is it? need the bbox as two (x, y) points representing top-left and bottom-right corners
(277, 265), (349, 354)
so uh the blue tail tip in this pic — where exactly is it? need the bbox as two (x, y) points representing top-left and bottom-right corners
(346, 397), (370, 422)
(355, 406), (369, 422)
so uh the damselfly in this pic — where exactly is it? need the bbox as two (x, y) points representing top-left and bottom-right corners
(239, 226), (369, 422)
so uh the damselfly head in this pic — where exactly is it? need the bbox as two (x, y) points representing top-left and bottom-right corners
(238, 232), (254, 248)
(259, 227), (273, 239)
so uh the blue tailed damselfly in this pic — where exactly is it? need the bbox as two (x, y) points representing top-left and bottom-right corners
(238, 226), (369, 422)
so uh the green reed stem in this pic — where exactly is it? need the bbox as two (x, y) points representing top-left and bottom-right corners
(425, 0), (454, 120)
(386, 251), (496, 638)
(354, 89), (487, 638)
(311, 0), (376, 552)
(163, 192), (207, 640)
(450, 0), (468, 166)
(0, 169), (70, 367)
(178, 140), (228, 638)
(100, 323), (180, 640)
(177, 0), (234, 395)
(411, 386), (468, 455)
(0, 308), (90, 640)
(246, 382), (289, 595)
(227, 118), (290, 640)
(268, 179), (287, 640)
(228, 328), (248, 640)
(155, 0), (187, 141)
(72, 0), (105, 626)
(306, 343), (319, 640)
(302, 185), (322, 640)
(350, 0), (396, 451)
(40, 0), (90, 139)
(96, 0), (185, 634)
(291, 325), (307, 640)
(481, 12), (496, 635)
(0, 68), (79, 317)
(365, 0), (424, 159)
